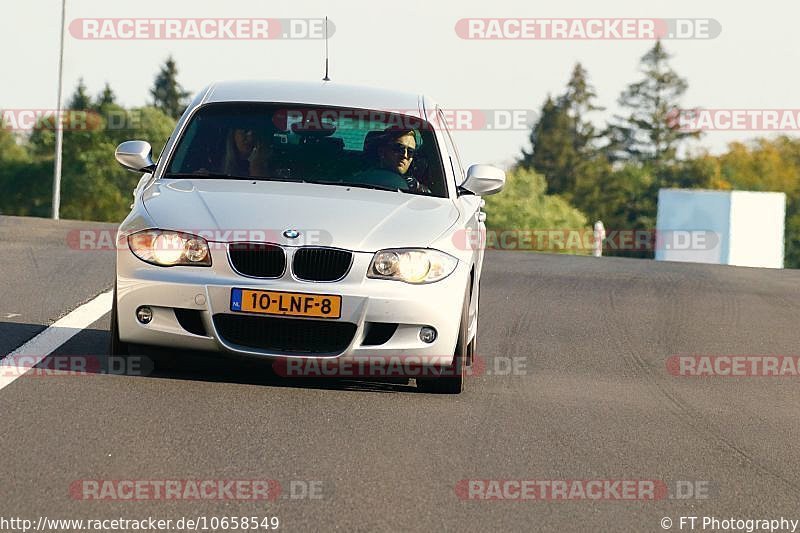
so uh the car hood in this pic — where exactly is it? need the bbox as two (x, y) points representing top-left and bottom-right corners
(141, 179), (460, 251)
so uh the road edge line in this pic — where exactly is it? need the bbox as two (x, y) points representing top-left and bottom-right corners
(0, 290), (113, 390)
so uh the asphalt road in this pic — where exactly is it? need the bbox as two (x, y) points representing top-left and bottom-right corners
(2, 214), (800, 532)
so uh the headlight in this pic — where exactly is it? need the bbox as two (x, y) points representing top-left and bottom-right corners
(128, 230), (212, 267)
(368, 248), (458, 284)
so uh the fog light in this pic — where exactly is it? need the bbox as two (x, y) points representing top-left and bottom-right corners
(419, 326), (437, 343)
(136, 306), (153, 324)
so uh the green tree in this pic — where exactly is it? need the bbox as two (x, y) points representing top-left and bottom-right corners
(0, 128), (37, 216)
(606, 41), (699, 165)
(558, 63), (609, 207)
(571, 163), (659, 259)
(484, 166), (590, 254)
(0, 127), (27, 163)
(577, 164), (656, 230)
(519, 96), (579, 195)
(58, 106), (176, 221)
(520, 63), (605, 198)
(0, 126), (47, 216)
(150, 56), (190, 119)
(2, 105), (176, 221)
(561, 63), (604, 150)
(68, 78), (92, 110)
(96, 82), (117, 109)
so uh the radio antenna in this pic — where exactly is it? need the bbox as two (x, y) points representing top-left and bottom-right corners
(322, 16), (331, 81)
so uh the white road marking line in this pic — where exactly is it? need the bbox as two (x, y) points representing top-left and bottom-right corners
(0, 290), (112, 391)
(4, 313), (21, 319)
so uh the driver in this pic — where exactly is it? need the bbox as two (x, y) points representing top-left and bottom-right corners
(373, 128), (431, 194)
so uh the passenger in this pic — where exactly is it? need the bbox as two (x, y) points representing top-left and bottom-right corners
(222, 127), (271, 177)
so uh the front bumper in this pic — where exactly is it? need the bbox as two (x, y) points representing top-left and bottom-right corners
(116, 243), (469, 367)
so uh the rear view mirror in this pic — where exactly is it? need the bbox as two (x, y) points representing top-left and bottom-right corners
(115, 140), (155, 173)
(460, 164), (505, 196)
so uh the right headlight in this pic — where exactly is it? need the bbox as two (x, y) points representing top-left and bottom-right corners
(367, 248), (458, 284)
(128, 229), (212, 267)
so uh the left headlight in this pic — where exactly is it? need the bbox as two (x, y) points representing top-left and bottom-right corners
(368, 248), (458, 284)
(128, 229), (212, 267)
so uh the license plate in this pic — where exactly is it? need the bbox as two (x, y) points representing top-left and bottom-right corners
(230, 288), (342, 319)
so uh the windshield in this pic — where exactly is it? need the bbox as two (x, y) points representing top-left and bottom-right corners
(165, 102), (448, 197)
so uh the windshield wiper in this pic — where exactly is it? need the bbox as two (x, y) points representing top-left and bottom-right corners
(163, 172), (305, 183)
(253, 175), (307, 183)
(312, 181), (404, 193)
(163, 171), (245, 180)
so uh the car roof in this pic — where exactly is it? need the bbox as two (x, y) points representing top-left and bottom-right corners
(201, 80), (435, 119)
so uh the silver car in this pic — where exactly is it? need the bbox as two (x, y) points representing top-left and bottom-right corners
(110, 80), (504, 393)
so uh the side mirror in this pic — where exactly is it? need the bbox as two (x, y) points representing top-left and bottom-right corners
(460, 164), (505, 196)
(115, 140), (156, 172)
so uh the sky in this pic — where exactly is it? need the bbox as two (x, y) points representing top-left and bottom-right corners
(2, 0), (800, 168)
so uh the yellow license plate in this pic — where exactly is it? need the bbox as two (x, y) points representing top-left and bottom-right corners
(231, 288), (342, 319)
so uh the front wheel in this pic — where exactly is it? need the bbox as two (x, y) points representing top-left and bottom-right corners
(416, 285), (470, 394)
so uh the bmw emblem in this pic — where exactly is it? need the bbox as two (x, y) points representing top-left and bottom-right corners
(283, 229), (300, 239)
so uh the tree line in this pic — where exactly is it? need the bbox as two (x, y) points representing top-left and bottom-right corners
(0, 56), (188, 221)
(488, 41), (800, 267)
